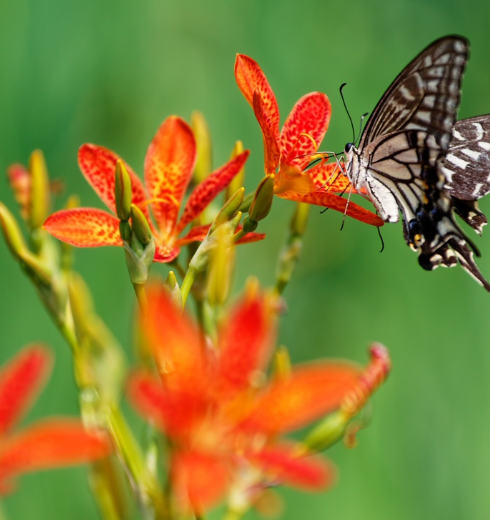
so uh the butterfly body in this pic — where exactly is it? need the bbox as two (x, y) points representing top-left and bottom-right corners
(344, 35), (490, 290)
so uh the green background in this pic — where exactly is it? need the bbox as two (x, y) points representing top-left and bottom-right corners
(1, 0), (490, 518)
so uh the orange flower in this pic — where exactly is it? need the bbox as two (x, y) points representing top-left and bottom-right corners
(44, 116), (261, 263)
(0, 345), (110, 494)
(128, 282), (373, 511)
(235, 54), (383, 227)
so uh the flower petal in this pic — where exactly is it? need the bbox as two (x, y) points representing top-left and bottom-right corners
(128, 372), (206, 439)
(78, 144), (148, 216)
(176, 151), (250, 233)
(175, 224), (210, 247)
(274, 163), (316, 197)
(0, 346), (51, 437)
(216, 290), (275, 397)
(235, 54), (280, 173)
(280, 92), (331, 169)
(144, 116), (197, 238)
(276, 191), (384, 227)
(308, 162), (366, 194)
(240, 362), (361, 435)
(235, 231), (266, 244)
(144, 283), (206, 392)
(248, 444), (335, 490)
(0, 419), (110, 492)
(172, 450), (230, 511)
(44, 208), (123, 247)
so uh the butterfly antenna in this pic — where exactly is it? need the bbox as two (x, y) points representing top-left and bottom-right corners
(340, 83), (355, 143)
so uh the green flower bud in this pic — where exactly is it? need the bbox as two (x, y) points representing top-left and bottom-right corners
(249, 174), (274, 221)
(115, 160), (132, 221)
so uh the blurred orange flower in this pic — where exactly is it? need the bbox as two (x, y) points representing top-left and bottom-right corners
(0, 345), (110, 494)
(44, 116), (261, 263)
(235, 54), (383, 227)
(128, 282), (367, 511)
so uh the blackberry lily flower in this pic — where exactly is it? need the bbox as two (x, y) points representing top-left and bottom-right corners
(0, 345), (110, 494)
(235, 54), (383, 227)
(44, 116), (261, 263)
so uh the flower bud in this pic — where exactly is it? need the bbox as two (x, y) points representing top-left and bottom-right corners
(226, 140), (245, 200)
(29, 150), (50, 230)
(7, 164), (31, 221)
(249, 174), (274, 221)
(130, 205), (152, 246)
(191, 111), (212, 183)
(209, 187), (244, 234)
(115, 160), (132, 221)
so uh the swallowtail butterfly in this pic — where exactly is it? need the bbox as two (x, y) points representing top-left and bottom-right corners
(344, 36), (490, 290)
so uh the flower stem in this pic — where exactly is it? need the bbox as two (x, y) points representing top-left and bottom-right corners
(180, 266), (197, 309)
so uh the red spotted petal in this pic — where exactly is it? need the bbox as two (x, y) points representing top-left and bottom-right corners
(175, 224), (210, 247)
(280, 92), (331, 170)
(235, 54), (280, 173)
(172, 450), (230, 510)
(248, 444), (335, 490)
(235, 231), (266, 244)
(0, 419), (110, 492)
(78, 144), (148, 217)
(216, 290), (275, 397)
(240, 362), (361, 435)
(253, 91), (281, 173)
(144, 116), (197, 238)
(44, 208), (123, 247)
(145, 284), (206, 392)
(276, 191), (384, 227)
(308, 162), (366, 194)
(128, 373), (206, 439)
(0, 346), (51, 437)
(176, 151), (250, 233)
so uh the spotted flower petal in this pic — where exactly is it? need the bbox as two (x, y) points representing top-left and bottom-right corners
(280, 92), (331, 169)
(176, 150), (250, 233)
(240, 362), (361, 435)
(0, 346), (51, 437)
(144, 116), (197, 238)
(78, 144), (148, 217)
(248, 444), (335, 490)
(44, 208), (122, 247)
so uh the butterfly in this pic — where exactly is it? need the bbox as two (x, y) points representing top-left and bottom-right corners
(343, 35), (490, 291)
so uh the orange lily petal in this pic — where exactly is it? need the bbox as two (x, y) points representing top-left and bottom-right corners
(280, 92), (331, 170)
(78, 144), (148, 217)
(249, 444), (335, 490)
(7, 164), (31, 220)
(216, 291), (275, 396)
(0, 419), (110, 492)
(276, 190), (384, 227)
(308, 162), (366, 194)
(144, 116), (197, 238)
(235, 54), (280, 173)
(44, 208), (123, 247)
(128, 373), (206, 439)
(176, 151), (250, 233)
(0, 346), (51, 437)
(145, 284), (206, 392)
(274, 163), (316, 197)
(172, 450), (230, 510)
(175, 224), (210, 247)
(253, 92), (281, 173)
(235, 231), (266, 244)
(240, 362), (361, 435)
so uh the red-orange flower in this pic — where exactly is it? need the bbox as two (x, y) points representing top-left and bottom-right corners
(128, 283), (367, 511)
(235, 54), (383, 227)
(44, 116), (259, 263)
(0, 345), (110, 494)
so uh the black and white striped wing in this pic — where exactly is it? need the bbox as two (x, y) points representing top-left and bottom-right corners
(349, 36), (490, 290)
(442, 115), (490, 233)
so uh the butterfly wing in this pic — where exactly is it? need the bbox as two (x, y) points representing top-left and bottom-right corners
(352, 36), (490, 290)
(442, 115), (490, 233)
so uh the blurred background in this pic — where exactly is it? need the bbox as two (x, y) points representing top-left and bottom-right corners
(2, 0), (490, 518)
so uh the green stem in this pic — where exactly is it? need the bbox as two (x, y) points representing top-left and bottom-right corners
(180, 266), (197, 308)
(133, 282), (148, 314)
